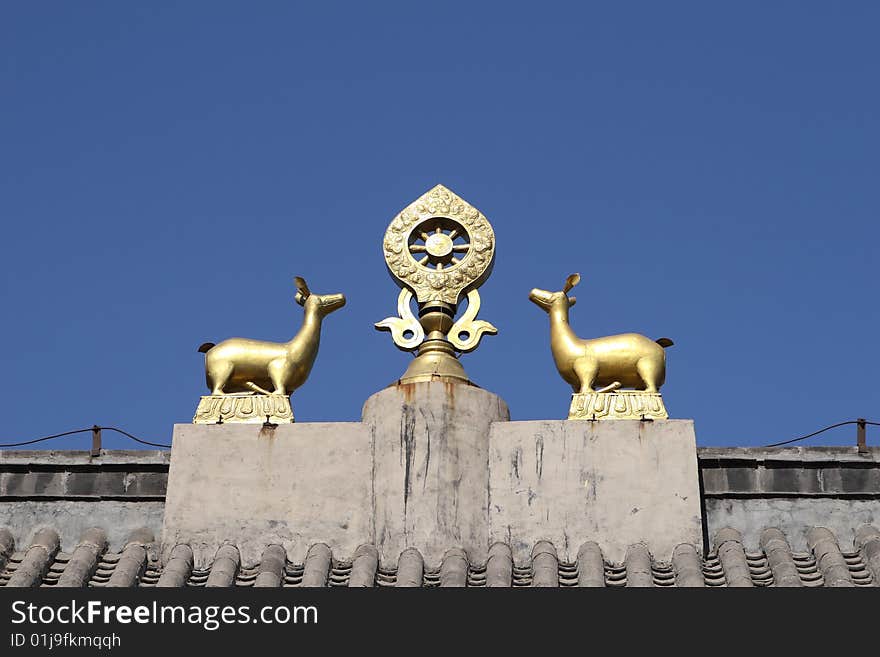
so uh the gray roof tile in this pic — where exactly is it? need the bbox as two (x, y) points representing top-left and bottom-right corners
(254, 545), (286, 588)
(6, 528), (59, 588)
(105, 529), (152, 588)
(807, 527), (854, 587)
(486, 542), (512, 587)
(0, 528), (15, 573)
(155, 543), (193, 588)
(2, 524), (878, 588)
(672, 544), (704, 587)
(440, 548), (468, 588)
(349, 544), (378, 588)
(56, 527), (106, 587)
(302, 543), (332, 588)
(576, 542), (605, 587)
(624, 543), (653, 588)
(714, 527), (753, 587)
(855, 524), (880, 583)
(531, 541), (559, 588)
(395, 548), (424, 588)
(205, 545), (239, 588)
(760, 528), (801, 587)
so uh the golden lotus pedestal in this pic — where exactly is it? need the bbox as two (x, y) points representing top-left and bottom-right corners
(569, 390), (668, 421)
(193, 393), (294, 425)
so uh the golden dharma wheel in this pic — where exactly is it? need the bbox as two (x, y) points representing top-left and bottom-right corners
(382, 185), (495, 305)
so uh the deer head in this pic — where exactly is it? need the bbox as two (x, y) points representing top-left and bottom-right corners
(528, 273), (580, 313)
(294, 277), (346, 317)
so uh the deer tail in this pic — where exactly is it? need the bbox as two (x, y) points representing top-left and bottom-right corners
(198, 342), (215, 353)
(655, 338), (674, 348)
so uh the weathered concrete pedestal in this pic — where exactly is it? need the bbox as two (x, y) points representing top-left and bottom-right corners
(488, 419), (702, 563)
(362, 382), (510, 566)
(161, 422), (372, 567)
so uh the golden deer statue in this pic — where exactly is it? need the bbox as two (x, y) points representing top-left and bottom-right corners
(198, 277), (346, 396)
(529, 274), (673, 394)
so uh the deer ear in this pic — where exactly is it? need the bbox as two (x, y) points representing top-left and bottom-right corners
(294, 292), (306, 306)
(294, 276), (311, 298)
(563, 273), (581, 293)
(568, 296), (577, 307)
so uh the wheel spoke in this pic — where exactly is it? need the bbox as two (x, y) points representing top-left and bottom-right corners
(436, 263), (444, 271)
(448, 229), (458, 240)
(452, 244), (470, 252)
(409, 244), (427, 252)
(435, 227), (442, 235)
(450, 257), (460, 265)
(420, 232), (430, 241)
(418, 255), (429, 266)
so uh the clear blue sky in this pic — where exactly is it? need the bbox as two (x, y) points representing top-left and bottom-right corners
(2, 2), (877, 449)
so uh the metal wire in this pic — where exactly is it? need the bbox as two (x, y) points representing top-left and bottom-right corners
(0, 420), (875, 451)
(0, 426), (170, 449)
(101, 427), (171, 449)
(0, 428), (94, 447)
(765, 420), (879, 448)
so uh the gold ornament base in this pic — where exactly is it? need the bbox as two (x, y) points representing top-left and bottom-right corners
(568, 390), (668, 421)
(193, 393), (294, 425)
(398, 339), (472, 385)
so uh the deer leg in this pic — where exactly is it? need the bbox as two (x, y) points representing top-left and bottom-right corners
(636, 357), (662, 393)
(572, 358), (598, 394)
(208, 361), (233, 396)
(267, 360), (288, 396)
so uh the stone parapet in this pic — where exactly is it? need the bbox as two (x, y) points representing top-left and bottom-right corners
(699, 447), (880, 497)
(0, 451), (169, 500)
(4, 438), (878, 564)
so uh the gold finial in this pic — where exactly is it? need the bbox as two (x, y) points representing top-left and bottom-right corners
(529, 273), (674, 420)
(193, 277), (346, 423)
(376, 184), (497, 385)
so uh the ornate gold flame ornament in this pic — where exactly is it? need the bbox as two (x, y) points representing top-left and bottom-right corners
(529, 273), (674, 420)
(376, 184), (497, 385)
(193, 277), (346, 424)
